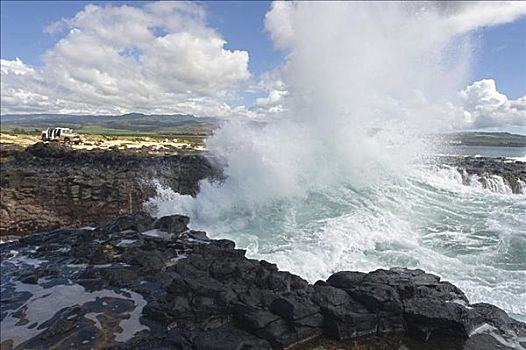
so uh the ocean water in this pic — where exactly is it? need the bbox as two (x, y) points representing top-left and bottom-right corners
(149, 152), (526, 322)
(444, 145), (526, 159)
(150, 2), (526, 324)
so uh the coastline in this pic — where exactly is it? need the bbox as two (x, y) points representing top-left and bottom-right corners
(1, 141), (525, 349)
(1, 213), (524, 350)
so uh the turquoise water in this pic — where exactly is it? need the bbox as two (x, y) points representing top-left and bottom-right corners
(152, 159), (526, 322)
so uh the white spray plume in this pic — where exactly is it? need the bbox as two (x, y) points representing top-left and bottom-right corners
(156, 2), (521, 220)
(145, 4), (526, 320)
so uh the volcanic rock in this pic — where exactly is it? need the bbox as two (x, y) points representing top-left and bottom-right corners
(1, 213), (524, 350)
(0, 142), (221, 236)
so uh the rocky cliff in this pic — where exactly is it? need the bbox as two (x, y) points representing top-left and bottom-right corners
(0, 143), (220, 237)
(1, 213), (524, 350)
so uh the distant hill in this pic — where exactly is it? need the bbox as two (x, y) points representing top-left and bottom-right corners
(0, 113), (220, 136)
(445, 132), (526, 147)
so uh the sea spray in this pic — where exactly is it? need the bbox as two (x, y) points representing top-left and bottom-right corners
(173, 2), (475, 216)
(149, 2), (526, 320)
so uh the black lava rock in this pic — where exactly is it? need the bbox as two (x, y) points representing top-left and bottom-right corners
(1, 213), (524, 350)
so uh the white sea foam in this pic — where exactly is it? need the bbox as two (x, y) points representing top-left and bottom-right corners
(148, 2), (526, 323)
(506, 156), (526, 163)
(149, 167), (526, 321)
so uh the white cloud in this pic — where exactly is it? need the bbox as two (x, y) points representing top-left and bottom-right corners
(459, 79), (526, 129)
(264, 2), (296, 50)
(1, 2), (250, 116)
(442, 2), (526, 35)
(255, 89), (287, 107)
(0, 58), (35, 75)
(253, 71), (288, 114)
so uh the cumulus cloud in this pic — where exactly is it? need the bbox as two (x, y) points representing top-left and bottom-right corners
(459, 79), (526, 129)
(1, 2), (250, 116)
(0, 58), (35, 75)
(255, 89), (287, 108)
(264, 2), (295, 50)
(252, 71), (288, 114)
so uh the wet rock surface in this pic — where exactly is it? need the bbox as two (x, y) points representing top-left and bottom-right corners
(440, 156), (526, 194)
(1, 214), (524, 350)
(0, 143), (221, 236)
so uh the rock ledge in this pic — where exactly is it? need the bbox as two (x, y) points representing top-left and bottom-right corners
(1, 213), (524, 350)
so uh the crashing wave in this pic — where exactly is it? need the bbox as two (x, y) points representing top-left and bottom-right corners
(435, 165), (525, 194)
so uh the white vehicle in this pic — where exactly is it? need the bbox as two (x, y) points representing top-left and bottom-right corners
(41, 127), (84, 144)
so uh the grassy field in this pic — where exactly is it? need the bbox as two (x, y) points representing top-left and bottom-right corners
(0, 113), (218, 138)
(2, 128), (207, 144)
(0, 115), (212, 153)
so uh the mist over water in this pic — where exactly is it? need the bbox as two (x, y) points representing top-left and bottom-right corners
(151, 2), (526, 320)
(186, 1), (473, 211)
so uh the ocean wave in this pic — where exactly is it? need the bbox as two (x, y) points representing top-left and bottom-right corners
(147, 164), (526, 320)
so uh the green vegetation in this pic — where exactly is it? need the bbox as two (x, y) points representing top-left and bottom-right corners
(446, 132), (526, 147)
(1, 113), (218, 143)
(1, 128), (41, 135)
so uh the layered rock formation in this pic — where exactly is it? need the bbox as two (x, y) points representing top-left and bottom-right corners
(1, 213), (524, 350)
(0, 143), (220, 237)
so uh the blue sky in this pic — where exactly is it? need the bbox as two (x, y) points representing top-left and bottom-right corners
(2, 1), (523, 98)
(0, 1), (524, 132)
(471, 18), (526, 99)
(0, 1), (283, 83)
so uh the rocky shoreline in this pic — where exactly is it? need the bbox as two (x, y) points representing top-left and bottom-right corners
(1, 213), (525, 350)
(1, 143), (524, 238)
(0, 142), (220, 237)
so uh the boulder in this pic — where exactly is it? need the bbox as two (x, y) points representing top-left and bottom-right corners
(153, 215), (189, 235)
